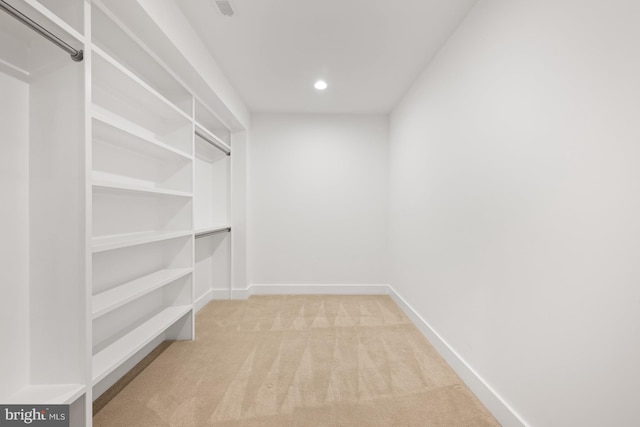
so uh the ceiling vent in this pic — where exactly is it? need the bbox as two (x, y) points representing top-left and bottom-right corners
(215, 0), (235, 17)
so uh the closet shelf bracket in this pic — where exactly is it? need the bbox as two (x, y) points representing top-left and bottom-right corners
(0, 0), (84, 62)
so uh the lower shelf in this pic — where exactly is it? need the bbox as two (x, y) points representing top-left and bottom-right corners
(92, 305), (192, 385)
(92, 268), (192, 319)
(92, 230), (192, 253)
(5, 384), (85, 404)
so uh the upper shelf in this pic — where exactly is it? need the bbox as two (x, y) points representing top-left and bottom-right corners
(92, 111), (192, 162)
(93, 180), (192, 198)
(93, 47), (190, 121)
(92, 0), (192, 116)
(92, 49), (193, 156)
(90, 0), (247, 131)
(195, 99), (231, 144)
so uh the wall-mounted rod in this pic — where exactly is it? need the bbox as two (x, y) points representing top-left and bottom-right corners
(195, 129), (231, 156)
(0, 0), (83, 62)
(195, 227), (231, 239)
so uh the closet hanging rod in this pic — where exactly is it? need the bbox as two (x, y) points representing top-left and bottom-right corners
(195, 129), (231, 156)
(195, 227), (231, 239)
(0, 0), (83, 62)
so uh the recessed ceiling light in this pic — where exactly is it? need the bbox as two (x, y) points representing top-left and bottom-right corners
(314, 80), (328, 90)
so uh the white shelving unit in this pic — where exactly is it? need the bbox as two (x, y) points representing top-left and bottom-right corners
(1, 1), (239, 425)
(0, 1), (88, 425)
(89, 0), (196, 402)
(92, 50), (192, 155)
(194, 103), (232, 311)
(91, 0), (193, 115)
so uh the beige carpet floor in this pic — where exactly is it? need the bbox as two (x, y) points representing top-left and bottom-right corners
(94, 295), (499, 426)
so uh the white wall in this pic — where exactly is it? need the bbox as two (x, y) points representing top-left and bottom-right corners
(249, 113), (389, 286)
(0, 72), (29, 399)
(389, 1), (640, 426)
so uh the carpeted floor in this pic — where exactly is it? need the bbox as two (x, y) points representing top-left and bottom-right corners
(93, 295), (499, 426)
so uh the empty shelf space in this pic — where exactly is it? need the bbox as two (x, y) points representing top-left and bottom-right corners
(92, 305), (191, 385)
(5, 384), (85, 404)
(92, 53), (193, 154)
(93, 268), (192, 319)
(93, 46), (190, 123)
(92, 111), (192, 161)
(93, 180), (192, 198)
(92, 230), (192, 253)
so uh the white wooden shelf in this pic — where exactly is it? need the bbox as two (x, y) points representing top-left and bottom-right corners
(92, 268), (192, 319)
(92, 51), (192, 155)
(92, 0), (192, 116)
(93, 46), (191, 123)
(93, 180), (192, 198)
(92, 305), (191, 385)
(5, 384), (85, 404)
(93, 110), (192, 161)
(92, 230), (192, 253)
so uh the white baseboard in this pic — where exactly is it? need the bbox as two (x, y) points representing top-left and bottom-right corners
(231, 288), (251, 299)
(388, 288), (528, 427)
(222, 285), (390, 300)
(195, 289), (248, 307)
(249, 284), (391, 296)
(211, 289), (232, 300)
(194, 290), (213, 313)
